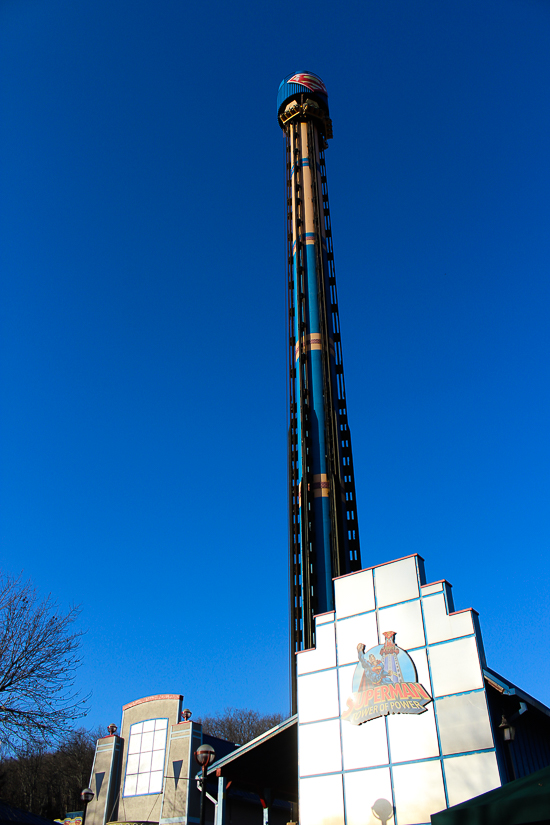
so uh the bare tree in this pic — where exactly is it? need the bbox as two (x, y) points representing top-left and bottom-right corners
(0, 573), (89, 754)
(195, 707), (285, 745)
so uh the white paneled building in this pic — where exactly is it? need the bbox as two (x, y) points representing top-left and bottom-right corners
(295, 554), (550, 825)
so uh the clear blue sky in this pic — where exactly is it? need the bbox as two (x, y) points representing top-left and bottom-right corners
(1, 0), (549, 732)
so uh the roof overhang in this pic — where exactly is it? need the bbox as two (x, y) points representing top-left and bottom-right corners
(202, 715), (298, 802)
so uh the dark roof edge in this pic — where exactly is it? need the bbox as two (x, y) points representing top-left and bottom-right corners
(204, 714), (298, 776)
(483, 666), (550, 717)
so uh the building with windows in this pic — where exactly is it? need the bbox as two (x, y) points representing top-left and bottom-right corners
(84, 70), (550, 825)
(84, 694), (294, 825)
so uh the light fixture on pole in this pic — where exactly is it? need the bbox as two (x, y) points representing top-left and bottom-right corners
(80, 788), (94, 825)
(371, 798), (394, 825)
(499, 714), (516, 741)
(194, 744), (216, 825)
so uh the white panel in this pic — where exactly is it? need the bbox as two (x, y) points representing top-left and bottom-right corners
(151, 750), (165, 771)
(338, 663), (356, 711)
(139, 751), (152, 773)
(429, 637), (483, 697)
(297, 622), (337, 675)
(421, 582), (444, 595)
(344, 768), (393, 825)
(444, 752), (501, 807)
(316, 611), (335, 625)
(392, 760), (446, 825)
(136, 772), (150, 795)
(153, 730), (166, 750)
(408, 648), (432, 694)
(341, 714), (388, 769)
(387, 703), (439, 763)
(143, 719), (156, 732)
(124, 774), (137, 797)
(298, 668), (339, 723)
(374, 557), (420, 608)
(377, 600), (425, 650)
(436, 691), (494, 755)
(336, 612), (378, 666)
(128, 733), (141, 754)
(126, 753), (139, 774)
(149, 770), (163, 793)
(155, 718), (168, 729)
(299, 774), (344, 825)
(334, 569), (375, 619)
(141, 731), (154, 752)
(298, 719), (342, 776)
(132, 722), (144, 734)
(423, 593), (474, 644)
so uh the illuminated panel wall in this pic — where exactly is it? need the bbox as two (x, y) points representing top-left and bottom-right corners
(296, 555), (502, 825)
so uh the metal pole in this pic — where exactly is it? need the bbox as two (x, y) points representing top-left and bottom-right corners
(199, 764), (207, 825)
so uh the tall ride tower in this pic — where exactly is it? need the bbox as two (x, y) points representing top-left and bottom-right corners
(278, 72), (362, 710)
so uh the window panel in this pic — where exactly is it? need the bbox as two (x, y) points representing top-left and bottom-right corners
(341, 715), (388, 769)
(141, 731), (154, 751)
(334, 569), (375, 619)
(124, 774), (137, 796)
(421, 583), (443, 595)
(126, 754), (139, 774)
(443, 752), (500, 808)
(128, 733), (142, 754)
(344, 768), (393, 825)
(136, 773), (150, 795)
(151, 750), (165, 771)
(392, 760), (446, 824)
(374, 558), (419, 608)
(377, 600), (424, 650)
(336, 612), (378, 666)
(423, 594), (474, 645)
(436, 691), (494, 755)
(149, 771), (164, 794)
(297, 669), (339, 723)
(387, 703), (439, 763)
(123, 718), (168, 797)
(298, 719), (342, 776)
(139, 751), (152, 773)
(299, 774), (344, 825)
(429, 637), (483, 697)
(297, 623), (336, 675)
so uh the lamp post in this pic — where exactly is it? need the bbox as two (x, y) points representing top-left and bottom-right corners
(194, 744), (216, 825)
(371, 798), (394, 825)
(499, 715), (516, 780)
(80, 788), (94, 825)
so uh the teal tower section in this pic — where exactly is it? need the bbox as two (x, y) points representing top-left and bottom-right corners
(278, 72), (362, 711)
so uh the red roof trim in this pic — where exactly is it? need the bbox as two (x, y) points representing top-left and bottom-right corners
(123, 694), (183, 711)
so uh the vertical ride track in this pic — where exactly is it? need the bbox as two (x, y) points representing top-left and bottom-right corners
(279, 76), (362, 712)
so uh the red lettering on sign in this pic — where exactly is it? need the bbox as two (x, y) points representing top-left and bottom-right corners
(381, 685), (393, 702)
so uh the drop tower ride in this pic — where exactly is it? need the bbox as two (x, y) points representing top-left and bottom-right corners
(278, 72), (362, 710)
